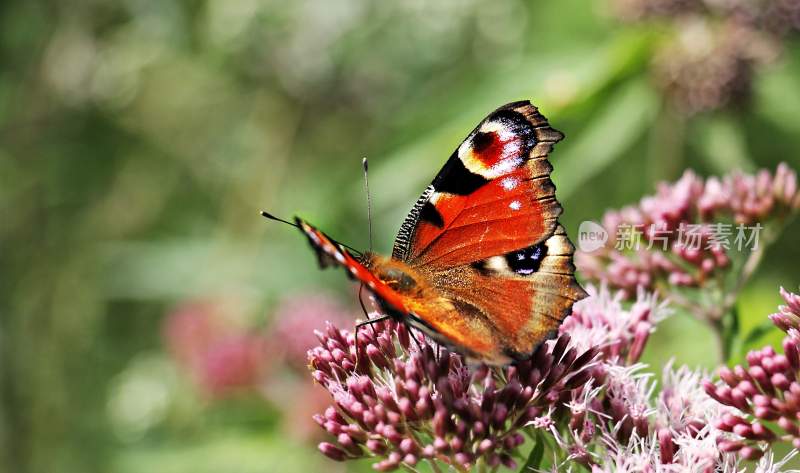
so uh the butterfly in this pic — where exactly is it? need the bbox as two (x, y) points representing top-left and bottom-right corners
(272, 101), (586, 365)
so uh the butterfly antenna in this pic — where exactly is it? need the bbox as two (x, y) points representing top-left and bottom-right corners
(260, 210), (299, 228)
(362, 158), (373, 253)
(260, 210), (363, 256)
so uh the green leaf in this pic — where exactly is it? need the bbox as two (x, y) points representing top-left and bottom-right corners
(755, 64), (800, 134)
(554, 78), (658, 200)
(738, 319), (776, 357)
(721, 305), (741, 363)
(692, 114), (755, 174)
(520, 432), (546, 472)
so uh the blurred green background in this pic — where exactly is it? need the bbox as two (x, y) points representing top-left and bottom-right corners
(1, 0), (799, 472)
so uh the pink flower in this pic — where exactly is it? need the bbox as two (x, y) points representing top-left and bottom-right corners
(163, 300), (268, 398)
(307, 286), (675, 471)
(577, 165), (799, 297)
(561, 284), (670, 365)
(308, 319), (596, 471)
(198, 334), (268, 397)
(705, 287), (800, 458)
(268, 293), (355, 372)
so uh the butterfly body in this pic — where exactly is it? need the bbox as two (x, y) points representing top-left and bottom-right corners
(292, 101), (586, 365)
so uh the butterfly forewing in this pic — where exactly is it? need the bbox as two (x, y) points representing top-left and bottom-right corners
(392, 101), (564, 268)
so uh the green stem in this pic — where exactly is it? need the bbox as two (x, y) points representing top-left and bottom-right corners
(722, 240), (768, 315)
(710, 317), (729, 363)
(427, 460), (444, 473)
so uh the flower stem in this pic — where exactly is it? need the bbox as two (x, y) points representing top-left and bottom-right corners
(710, 317), (729, 363)
(427, 460), (443, 473)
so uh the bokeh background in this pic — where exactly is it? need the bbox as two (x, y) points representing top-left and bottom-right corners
(2, 0), (799, 472)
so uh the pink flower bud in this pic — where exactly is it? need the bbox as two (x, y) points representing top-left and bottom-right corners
(658, 428), (675, 464)
(739, 446), (764, 461)
(319, 442), (348, 461)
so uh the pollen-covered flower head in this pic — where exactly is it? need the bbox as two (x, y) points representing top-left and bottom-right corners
(659, 362), (729, 435)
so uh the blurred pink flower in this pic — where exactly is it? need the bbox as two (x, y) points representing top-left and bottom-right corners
(163, 301), (226, 369)
(268, 293), (355, 372)
(608, 0), (795, 115)
(163, 300), (268, 398)
(198, 334), (268, 398)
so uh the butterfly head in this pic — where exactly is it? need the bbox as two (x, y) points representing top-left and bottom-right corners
(290, 223), (420, 296)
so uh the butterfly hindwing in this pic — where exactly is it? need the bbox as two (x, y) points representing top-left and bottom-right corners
(408, 225), (586, 363)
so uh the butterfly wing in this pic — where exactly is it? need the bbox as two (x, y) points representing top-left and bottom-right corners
(390, 101), (586, 362)
(416, 225), (586, 363)
(294, 218), (409, 316)
(392, 101), (564, 268)
(294, 218), (509, 361)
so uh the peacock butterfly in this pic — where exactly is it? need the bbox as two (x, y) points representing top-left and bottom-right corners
(267, 101), (586, 365)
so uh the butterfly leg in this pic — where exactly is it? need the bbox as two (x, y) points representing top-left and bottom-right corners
(405, 324), (428, 355)
(358, 284), (379, 337)
(354, 313), (392, 367)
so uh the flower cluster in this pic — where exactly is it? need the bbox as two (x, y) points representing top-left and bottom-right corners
(548, 295), (742, 472)
(577, 164), (799, 298)
(609, 0), (800, 114)
(309, 318), (596, 471)
(308, 284), (800, 471)
(308, 286), (682, 471)
(522, 287), (670, 468)
(652, 17), (777, 115)
(554, 357), (799, 472)
(260, 293), (360, 441)
(705, 287), (800, 457)
(561, 285), (669, 366)
(580, 430), (800, 473)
